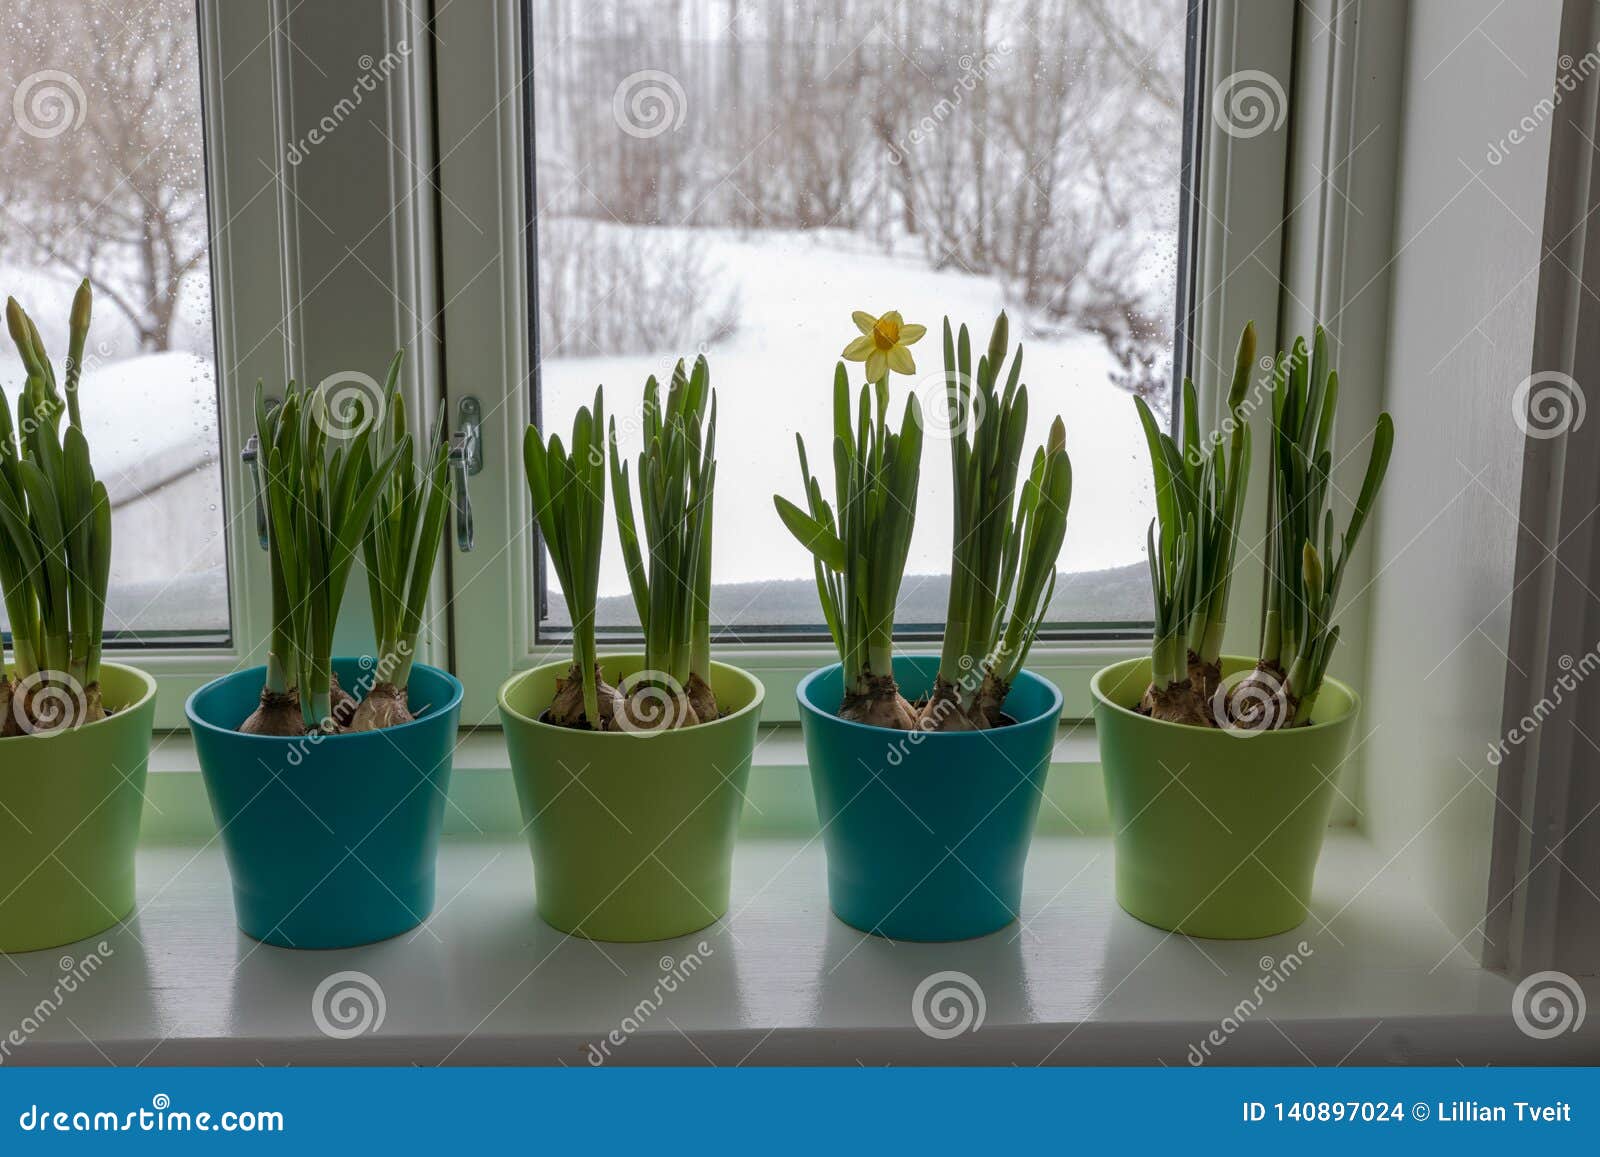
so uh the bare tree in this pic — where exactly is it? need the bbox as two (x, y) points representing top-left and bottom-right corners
(537, 218), (740, 357)
(0, 0), (209, 353)
(529, 0), (1186, 393)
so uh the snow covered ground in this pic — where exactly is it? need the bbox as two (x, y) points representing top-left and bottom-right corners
(540, 225), (1158, 627)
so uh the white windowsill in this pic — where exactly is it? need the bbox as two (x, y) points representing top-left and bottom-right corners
(2, 831), (1591, 1066)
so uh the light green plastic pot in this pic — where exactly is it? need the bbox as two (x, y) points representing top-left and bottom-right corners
(499, 656), (764, 942)
(0, 663), (157, 953)
(1091, 655), (1358, 939)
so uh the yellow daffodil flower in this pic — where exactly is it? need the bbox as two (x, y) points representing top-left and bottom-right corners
(842, 309), (927, 383)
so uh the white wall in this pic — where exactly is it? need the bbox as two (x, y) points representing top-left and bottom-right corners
(1362, 0), (1561, 951)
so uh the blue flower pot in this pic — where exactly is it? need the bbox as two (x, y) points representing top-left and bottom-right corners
(797, 655), (1061, 941)
(186, 658), (463, 949)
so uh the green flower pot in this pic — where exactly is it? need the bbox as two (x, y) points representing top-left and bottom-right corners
(499, 656), (764, 942)
(0, 662), (157, 953)
(1091, 655), (1359, 939)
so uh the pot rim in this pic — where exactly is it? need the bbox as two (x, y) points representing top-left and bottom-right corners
(795, 654), (1064, 736)
(497, 653), (766, 736)
(0, 659), (157, 749)
(1089, 653), (1360, 736)
(184, 658), (464, 745)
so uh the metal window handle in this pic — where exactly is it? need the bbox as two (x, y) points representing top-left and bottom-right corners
(450, 395), (483, 553)
(241, 433), (269, 551)
(241, 396), (279, 552)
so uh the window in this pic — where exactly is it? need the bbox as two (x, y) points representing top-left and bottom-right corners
(0, 0), (228, 646)
(436, 0), (1283, 720)
(527, 0), (1193, 644)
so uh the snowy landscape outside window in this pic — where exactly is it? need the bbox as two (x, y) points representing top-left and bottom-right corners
(530, 0), (1189, 642)
(0, 0), (227, 644)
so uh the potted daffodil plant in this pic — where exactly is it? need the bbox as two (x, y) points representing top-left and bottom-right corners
(185, 355), (464, 948)
(498, 360), (765, 942)
(1092, 323), (1394, 938)
(0, 283), (159, 953)
(776, 309), (1070, 941)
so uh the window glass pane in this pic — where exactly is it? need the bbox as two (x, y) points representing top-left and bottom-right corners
(0, 0), (227, 644)
(531, 0), (1186, 639)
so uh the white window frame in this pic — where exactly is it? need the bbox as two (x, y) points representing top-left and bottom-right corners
(431, 0), (1304, 724)
(119, 1), (444, 729)
(53, 0), (1569, 1010)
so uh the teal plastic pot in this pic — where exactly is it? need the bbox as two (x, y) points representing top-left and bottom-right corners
(797, 655), (1061, 941)
(0, 663), (157, 953)
(499, 657), (764, 942)
(1092, 655), (1359, 939)
(186, 659), (463, 949)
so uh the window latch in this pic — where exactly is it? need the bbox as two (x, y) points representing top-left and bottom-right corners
(240, 397), (279, 552)
(449, 395), (482, 553)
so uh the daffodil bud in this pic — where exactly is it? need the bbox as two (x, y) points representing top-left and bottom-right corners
(70, 279), (92, 333)
(1302, 541), (1324, 601)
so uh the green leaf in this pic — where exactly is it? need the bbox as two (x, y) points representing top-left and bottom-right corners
(775, 494), (845, 570)
(1228, 320), (1256, 415)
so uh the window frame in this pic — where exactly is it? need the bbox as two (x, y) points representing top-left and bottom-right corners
(53, 0), (1535, 978)
(431, 0), (1301, 723)
(101, 0), (448, 729)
